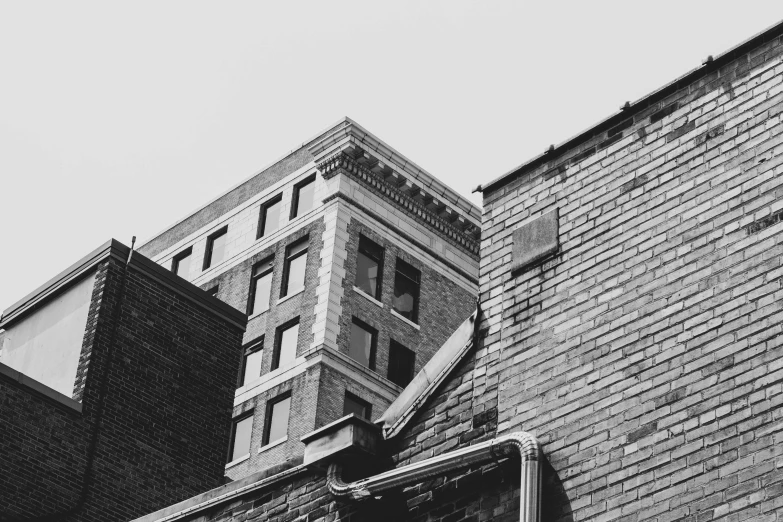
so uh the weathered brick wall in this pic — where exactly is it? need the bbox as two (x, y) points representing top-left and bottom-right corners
(478, 31), (783, 522)
(1, 250), (246, 522)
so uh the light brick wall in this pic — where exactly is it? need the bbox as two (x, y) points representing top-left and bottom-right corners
(478, 32), (783, 522)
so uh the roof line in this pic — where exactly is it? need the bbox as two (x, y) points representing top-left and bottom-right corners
(480, 18), (783, 194)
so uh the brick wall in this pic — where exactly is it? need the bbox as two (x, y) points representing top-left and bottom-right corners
(1, 244), (245, 522)
(477, 30), (783, 522)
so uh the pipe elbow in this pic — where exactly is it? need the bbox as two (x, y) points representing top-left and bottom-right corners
(327, 463), (371, 500)
(491, 431), (540, 462)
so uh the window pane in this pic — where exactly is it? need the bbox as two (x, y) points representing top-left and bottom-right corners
(349, 322), (373, 367)
(230, 416), (253, 462)
(242, 350), (263, 386)
(393, 261), (420, 322)
(173, 253), (191, 280)
(356, 252), (379, 297)
(343, 394), (370, 420)
(295, 180), (315, 216)
(210, 232), (227, 266)
(278, 323), (299, 368)
(286, 253), (307, 295)
(388, 342), (415, 387)
(267, 397), (291, 444)
(252, 272), (273, 314)
(262, 200), (282, 236)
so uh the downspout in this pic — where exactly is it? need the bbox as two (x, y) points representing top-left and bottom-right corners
(327, 431), (541, 522)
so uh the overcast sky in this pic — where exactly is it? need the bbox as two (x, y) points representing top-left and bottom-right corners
(1, 1), (781, 311)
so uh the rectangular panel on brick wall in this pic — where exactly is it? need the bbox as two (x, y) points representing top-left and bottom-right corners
(511, 208), (559, 272)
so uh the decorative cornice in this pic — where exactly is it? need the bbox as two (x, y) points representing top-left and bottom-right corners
(318, 151), (480, 256)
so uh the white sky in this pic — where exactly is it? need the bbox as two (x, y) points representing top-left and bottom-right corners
(1, 1), (781, 311)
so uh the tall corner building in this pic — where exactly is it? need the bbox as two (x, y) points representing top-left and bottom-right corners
(137, 117), (481, 478)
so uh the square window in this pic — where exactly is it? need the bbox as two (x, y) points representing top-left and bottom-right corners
(248, 257), (274, 315)
(273, 319), (299, 370)
(291, 175), (316, 219)
(203, 227), (228, 270)
(387, 340), (416, 387)
(227, 412), (253, 463)
(393, 259), (421, 323)
(239, 338), (264, 387)
(343, 391), (372, 420)
(263, 393), (291, 446)
(356, 236), (384, 300)
(257, 195), (283, 239)
(349, 318), (377, 370)
(171, 248), (192, 280)
(281, 237), (308, 297)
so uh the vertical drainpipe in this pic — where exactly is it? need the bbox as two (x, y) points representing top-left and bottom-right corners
(327, 431), (540, 522)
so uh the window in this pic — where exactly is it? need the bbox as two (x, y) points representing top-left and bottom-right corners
(272, 319), (299, 370)
(349, 318), (376, 370)
(355, 236), (384, 300)
(257, 195), (283, 238)
(281, 237), (308, 297)
(171, 248), (192, 280)
(387, 340), (416, 387)
(203, 227), (228, 270)
(393, 259), (421, 323)
(291, 175), (316, 219)
(206, 286), (219, 297)
(263, 393), (291, 446)
(248, 257), (274, 315)
(227, 412), (253, 463)
(239, 338), (264, 387)
(343, 391), (372, 420)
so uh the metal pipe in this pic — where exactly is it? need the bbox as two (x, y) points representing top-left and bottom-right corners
(327, 431), (540, 522)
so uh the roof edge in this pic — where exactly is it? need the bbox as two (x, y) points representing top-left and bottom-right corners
(480, 18), (783, 194)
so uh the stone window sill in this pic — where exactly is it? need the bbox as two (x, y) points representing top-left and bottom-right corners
(277, 288), (304, 306)
(225, 453), (250, 469)
(258, 437), (287, 454)
(353, 286), (383, 308)
(248, 307), (269, 320)
(390, 309), (420, 330)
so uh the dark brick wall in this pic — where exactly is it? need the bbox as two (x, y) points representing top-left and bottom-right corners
(1, 251), (245, 522)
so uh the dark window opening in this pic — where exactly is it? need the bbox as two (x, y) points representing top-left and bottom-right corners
(263, 393), (291, 446)
(227, 412), (253, 463)
(387, 340), (415, 387)
(356, 235), (384, 300)
(349, 317), (377, 370)
(343, 391), (372, 420)
(206, 286), (219, 297)
(203, 227), (228, 270)
(393, 258), (421, 323)
(291, 175), (316, 219)
(171, 248), (192, 280)
(257, 195), (283, 238)
(272, 318), (299, 370)
(248, 257), (274, 315)
(239, 338), (264, 387)
(281, 237), (308, 297)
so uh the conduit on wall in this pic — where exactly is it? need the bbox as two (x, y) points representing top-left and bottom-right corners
(327, 431), (541, 522)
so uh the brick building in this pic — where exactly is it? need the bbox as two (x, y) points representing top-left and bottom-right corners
(131, 18), (783, 522)
(136, 118), (481, 478)
(0, 239), (246, 522)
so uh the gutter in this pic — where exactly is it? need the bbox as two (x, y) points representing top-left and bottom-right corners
(326, 431), (541, 522)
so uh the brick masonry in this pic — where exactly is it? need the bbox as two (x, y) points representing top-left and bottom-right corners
(1, 247), (245, 522)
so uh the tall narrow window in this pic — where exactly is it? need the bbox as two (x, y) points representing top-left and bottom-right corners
(263, 393), (291, 446)
(171, 248), (192, 280)
(204, 227), (228, 270)
(248, 257), (274, 315)
(291, 175), (316, 219)
(227, 412), (253, 463)
(387, 340), (416, 387)
(273, 319), (299, 370)
(393, 259), (421, 323)
(349, 318), (376, 370)
(281, 237), (308, 297)
(343, 391), (372, 420)
(355, 236), (384, 300)
(239, 338), (264, 387)
(257, 195), (283, 238)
